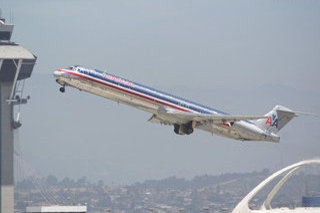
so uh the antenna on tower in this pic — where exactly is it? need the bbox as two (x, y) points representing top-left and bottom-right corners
(0, 8), (5, 23)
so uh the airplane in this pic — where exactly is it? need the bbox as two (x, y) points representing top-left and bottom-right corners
(53, 65), (312, 143)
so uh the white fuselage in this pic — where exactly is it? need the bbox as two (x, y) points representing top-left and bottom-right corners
(54, 66), (280, 142)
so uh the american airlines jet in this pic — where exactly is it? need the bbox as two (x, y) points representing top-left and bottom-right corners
(53, 65), (308, 143)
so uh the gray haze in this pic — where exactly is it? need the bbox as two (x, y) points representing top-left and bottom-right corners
(2, 1), (320, 185)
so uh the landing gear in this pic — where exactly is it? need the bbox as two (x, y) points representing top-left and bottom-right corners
(59, 86), (65, 93)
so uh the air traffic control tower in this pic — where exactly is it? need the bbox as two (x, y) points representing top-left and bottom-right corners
(0, 13), (37, 213)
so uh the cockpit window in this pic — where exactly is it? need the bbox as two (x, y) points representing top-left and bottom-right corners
(67, 66), (78, 71)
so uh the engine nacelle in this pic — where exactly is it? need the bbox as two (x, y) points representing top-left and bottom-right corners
(174, 122), (194, 135)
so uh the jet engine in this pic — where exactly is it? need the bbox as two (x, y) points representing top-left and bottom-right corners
(174, 122), (194, 135)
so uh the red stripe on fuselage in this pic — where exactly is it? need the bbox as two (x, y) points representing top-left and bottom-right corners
(57, 69), (191, 113)
(222, 123), (230, 127)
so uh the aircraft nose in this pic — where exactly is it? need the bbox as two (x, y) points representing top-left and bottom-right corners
(53, 70), (62, 78)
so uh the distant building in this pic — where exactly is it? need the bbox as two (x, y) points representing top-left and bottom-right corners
(25, 206), (87, 213)
(302, 196), (320, 207)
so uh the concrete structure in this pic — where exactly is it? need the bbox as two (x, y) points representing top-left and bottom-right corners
(26, 206), (87, 213)
(232, 159), (320, 213)
(0, 13), (36, 213)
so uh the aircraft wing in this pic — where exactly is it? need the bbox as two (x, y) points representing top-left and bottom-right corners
(167, 112), (266, 123)
(148, 105), (267, 125)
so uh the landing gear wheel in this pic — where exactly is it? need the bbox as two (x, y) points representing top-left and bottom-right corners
(59, 87), (65, 93)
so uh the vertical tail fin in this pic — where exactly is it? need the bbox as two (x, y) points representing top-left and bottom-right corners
(254, 105), (297, 134)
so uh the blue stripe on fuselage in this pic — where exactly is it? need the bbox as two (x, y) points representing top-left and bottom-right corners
(73, 67), (230, 116)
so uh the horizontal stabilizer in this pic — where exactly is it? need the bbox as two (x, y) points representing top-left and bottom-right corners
(291, 111), (319, 117)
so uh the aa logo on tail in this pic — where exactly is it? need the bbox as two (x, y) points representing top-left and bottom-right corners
(266, 114), (278, 128)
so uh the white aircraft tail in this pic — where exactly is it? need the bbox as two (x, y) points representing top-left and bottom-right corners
(254, 105), (298, 134)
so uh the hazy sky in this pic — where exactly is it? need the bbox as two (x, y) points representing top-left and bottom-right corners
(2, 0), (320, 185)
